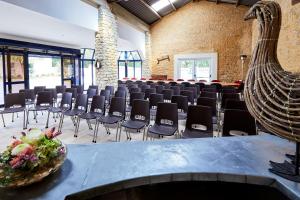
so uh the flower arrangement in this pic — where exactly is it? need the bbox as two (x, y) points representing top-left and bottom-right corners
(0, 128), (66, 188)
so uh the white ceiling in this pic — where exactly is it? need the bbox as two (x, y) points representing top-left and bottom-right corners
(0, 0), (97, 48)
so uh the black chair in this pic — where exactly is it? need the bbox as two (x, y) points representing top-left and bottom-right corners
(186, 87), (197, 99)
(181, 82), (191, 88)
(127, 92), (145, 113)
(66, 88), (78, 101)
(105, 85), (115, 97)
(222, 87), (238, 94)
(94, 97), (126, 142)
(72, 85), (84, 95)
(141, 84), (150, 93)
(197, 97), (218, 131)
(149, 93), (164, 118)
(46, 92), (72, 128)
(225, 100), (247, 110)
(100, 89), (110, 105)
(147, 102), (179, 139)
(195, 82), (205, 91)
(58, 94), (88, 132)
(200, 91), (217, 99)
(169, 81), (177, 86)
(157, 81), (165, 85)
(150, 83), (157, 89)
(56, 85), (66, 94)
(182, 105), (213, 138)
(115, 90), (126, 98)
(87, 88), (97, 102)
(171, 95), (188, 120)
(129, 87), (141, 94)
(144, 88), (156, 100)
(222, 109), (256, 136)
(211, 83), (222, 92)
(221, 93), (240, 109)
(45, 88), (58, 105)
(155, 85), (164, 94)
(170, 86), (180, 96)
(146, 80), (153, 85)
(34, 86), (46, 95)
(75, 95), (106, 140)
(27, 91), (53, 124)
(0, 93), (26, 129)
(89, 85), (99, 95)
(164, 84), (171, 89)
(162, 89), (173, 102)
(121, 100), (150, 141)
(180, 90), (194, 104)
(21, 89), (35, 107)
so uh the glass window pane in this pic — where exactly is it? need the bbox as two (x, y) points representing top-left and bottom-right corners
(179, 60), (193, 80)
(7, 84), (24, 94)
(63, 58), (74, 79)
(83, 61), (93, 89)
(28, 55), (61, 89)
(134, 62), (142, 79)
(0, 54), (3, 104)
(127, 61), (134, 78)
(132, 52), (140, 60)
(10, 55), (24, 82)
(195, 59), (211, 82)
(118, 61), (126, 79)
(84, 49), (94, 60)
(119, 52), (126, 60)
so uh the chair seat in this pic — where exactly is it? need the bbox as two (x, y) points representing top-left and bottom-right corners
(79, 112), (103, 120)
(28, 105), (50, 111)
(121, 120), (147, 130)
(98, 115), (123, 124)
(182, 129), (213, 138)
(148, 124), (177, 136)
(48, 107), (63, 113)
(63, 109), (85, 116)
(1, 107), (25, 114)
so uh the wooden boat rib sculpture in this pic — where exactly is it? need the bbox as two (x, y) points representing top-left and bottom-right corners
(244, 1), (300, 142)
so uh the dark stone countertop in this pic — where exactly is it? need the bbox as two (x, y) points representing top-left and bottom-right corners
(0, 134), (299, 200)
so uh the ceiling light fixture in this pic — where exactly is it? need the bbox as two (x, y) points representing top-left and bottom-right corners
(151, 0), (176, 12)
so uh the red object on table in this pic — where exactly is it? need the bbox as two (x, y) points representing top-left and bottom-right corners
(141, 78), (146, 80)
(211, 80), (221, 83)
(131, 77), (137, 80)
(177, 79), (184, 81)
(199, 80), (207, 82)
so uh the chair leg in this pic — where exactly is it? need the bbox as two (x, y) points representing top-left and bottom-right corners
(45, 111), (50, 128)
(23, 110), (26, 130)
(12, 112), (14, 122)
(143, 127), (146, 141)
(74, 117), (80, 137)
(26, 110), (30, 125)
(1, 114), (6, 127)
(118, 123), (122, 142)
(87, 120), (93, 130)
(58, 114), (65, 133)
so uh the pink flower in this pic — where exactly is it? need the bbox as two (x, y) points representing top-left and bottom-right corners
(9, 156), (24, 169)
(10, 140), (22, 149)
(44, 127), (61, 139)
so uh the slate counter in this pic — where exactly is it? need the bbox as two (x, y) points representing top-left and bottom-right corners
(0, 134), (299, 200)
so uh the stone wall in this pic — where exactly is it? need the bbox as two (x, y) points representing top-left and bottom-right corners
(252, 0), (300, 73)
(143, 31), (152, 78)
(95, 4), (118, 89)
(150, 1), (253, 82)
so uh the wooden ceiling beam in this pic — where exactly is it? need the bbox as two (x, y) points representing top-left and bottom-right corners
(138, 0), (162, 19)
(236, 0), (240, 7)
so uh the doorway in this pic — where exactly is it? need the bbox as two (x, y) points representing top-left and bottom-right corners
(174, 53), (218, 82)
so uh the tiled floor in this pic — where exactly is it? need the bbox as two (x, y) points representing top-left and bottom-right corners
(1, 110), (219, 152)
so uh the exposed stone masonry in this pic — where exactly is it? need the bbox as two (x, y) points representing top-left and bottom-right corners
(143, 31), (152, 78)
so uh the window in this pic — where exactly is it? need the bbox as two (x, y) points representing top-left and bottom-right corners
(118, 51), (142, 80)
(81, 48), (95, 89)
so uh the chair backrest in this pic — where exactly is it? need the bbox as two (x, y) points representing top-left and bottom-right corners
(36, 91), (53, 106)
(4, 93), (25, 108)
(162, 89), (173, 101)
(170, 86), (180, 96)
(56, 85), (66, 94)
(146, 81), (153, 85)
(222, 109), (257, 136)
(145, 88), (156, 99)
(45, 88), (57, 100)
(186, 87), (197, 99)
(87, 88), (97, 99)
(202, 88), (217, 93)
(197, 97), (217, 117)
(185, 105), (213, 133)
(66, 88), (77, 99)
(181, 82), (191, 88)
(129, 87), (141, 94)
(195, 82), (205, 91)
(225, 99), (247, 111)
(105, 85), (114, 95)
(155, 102), (178, 127)
(221, 93), (240, 109)
(109, 97), (126, 118)
(74, 94), (88, 111)
(100, 89), (110, 102)
(60, 92), (73, 110)
(141, 85), (150, 92)
(164, 84), (171, 89)
(222, 87), (238, 94)
(130, 99), (150, 124)
(150, 83), (157, 89)
(155, 85), (164, 94)
(157, 81), (165, 85)
(149, 93), (164, 108)
(169, 81), (177, 86)
(34, 86), (46, 95)
(90, 95), (105, 115)
(200, 91), (217, 99)
(23, 89), (35, 101)
(117, 86), (127, 95)
(72, 85), (84, 95)
(210, 83), (222, 92)
(89, 85), (99, 94)
(115, 90), (126, 98)
(129, 92), (145, 106)
(180, 90), (194, 104)
(171, 95), (188, 113)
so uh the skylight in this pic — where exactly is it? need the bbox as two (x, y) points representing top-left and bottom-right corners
(151, 0), (176, 12)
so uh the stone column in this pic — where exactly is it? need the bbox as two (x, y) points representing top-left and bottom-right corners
(143, 31), (152, 78)
(95, 5), (118, 89)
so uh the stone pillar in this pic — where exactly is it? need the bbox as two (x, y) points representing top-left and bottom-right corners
(143, 31), (152, 78)
(95, 5), (118, 89)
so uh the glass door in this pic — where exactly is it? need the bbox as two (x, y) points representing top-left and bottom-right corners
(5, 52), (26, 94)
(62, 57), (75, 87)
(178, 58), (212, 82)
(0, 52), (4, 104)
